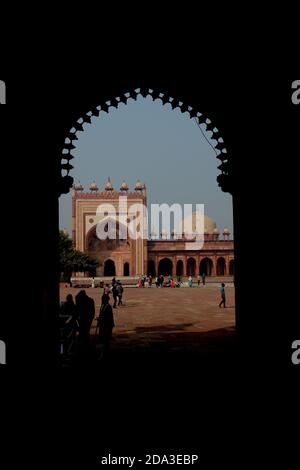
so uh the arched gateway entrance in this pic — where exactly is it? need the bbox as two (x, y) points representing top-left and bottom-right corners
(158, 258), (173, 276)
(104, 259), (116, 276)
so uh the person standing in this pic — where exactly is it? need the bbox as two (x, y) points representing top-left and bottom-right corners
(104, 283), (110, 296)
(112, 281), (118, 308)
(75, 290), (95, 340)
(98, 294), (115, 356)
(219, 283), (226, 308)
(197, 275), (201, 287)
(188, 276), (193, 288)
(117, 280), (124, 306)
(202, 272), (206, 286)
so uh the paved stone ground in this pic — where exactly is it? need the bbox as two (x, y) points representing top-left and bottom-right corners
(60, 285), (235, 358)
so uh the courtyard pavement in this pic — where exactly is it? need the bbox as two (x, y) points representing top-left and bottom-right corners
(60, 285), (236, 361)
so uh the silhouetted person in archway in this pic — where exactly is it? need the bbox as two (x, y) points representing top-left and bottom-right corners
(61, 294), (78, 320)
(219, 283), (226, 308)
(98, 294), (115, 357)
(60, 294), (79, 335)
(202, 272), (206, 285)
(75, 290), (95, 340)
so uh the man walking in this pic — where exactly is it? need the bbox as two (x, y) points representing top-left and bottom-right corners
(219, 283), (226, 308)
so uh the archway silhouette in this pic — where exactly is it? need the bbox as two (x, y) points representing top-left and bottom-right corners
(59, 87), (231, 196)
(148, 260), (156, 277)
(176, 260), (184, 277)
(104, 259), (116, 276)
(187, 257), (196, 276)
(158, 258), (173, 276)
(200, 257), (213, 276)
(123, 262), (130, 276)
(217, 257), (226, 276)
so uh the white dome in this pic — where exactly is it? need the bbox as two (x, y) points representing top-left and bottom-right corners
(179, 211), (217, 235)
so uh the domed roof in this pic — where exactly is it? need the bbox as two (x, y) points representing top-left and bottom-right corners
(89, 181), (98, 191)
(74, 181), (84, 191)
(104, 177), (113, 191)
(135, 179), (144, 190)
(223, 227), (230, 234)
(120, 180), (129, 191)
(179, 211), (217, 235)
(213, 227), (220, 234)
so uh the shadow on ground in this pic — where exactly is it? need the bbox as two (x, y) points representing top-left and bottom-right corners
(64, 326), (238, 374)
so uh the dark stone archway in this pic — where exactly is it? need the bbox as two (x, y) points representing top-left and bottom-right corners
(158, 258), (173, 276)
(104, 259), (116, 277)
(148, 260), (156, 277)
(217, 257), (226, 276)
(176, 260), (184, 277)
(11, 69), (294, 368)
(200, 258), (213, 276)
(123, 262), (130, 276)
(187, 257), (196, 276)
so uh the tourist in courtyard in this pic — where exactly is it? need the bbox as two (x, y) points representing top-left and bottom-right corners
(98, 294), (115, 356)
(104, 283), (110, 296)
(75, 290), (95, 339)
(188, 276), (193, 287)
(61, 294), (78, 319)
(219, 283), (226, 308)
(91, 276), (95, 288)
(202, 272), (206, 285)
(170, 278), (175, 288)
(197, 274), (201, 287)
(112, 281), (119, 308)
(149, 275), (152, 287)
(117, 280), (124, 305)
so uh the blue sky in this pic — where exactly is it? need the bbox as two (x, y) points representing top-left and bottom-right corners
(59, 95), (233, 236)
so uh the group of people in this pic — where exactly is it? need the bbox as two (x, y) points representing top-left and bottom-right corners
(104, 278), (124, 308)
(60, 278), (123, 357)
(60, 290), (95, 341)
(137, 275), (153, 288)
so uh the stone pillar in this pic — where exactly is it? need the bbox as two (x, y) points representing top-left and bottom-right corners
(183, 256), (187, 276)
(212, 256), (217, 276)
(172, 256), (175, 277)
(196, 255), (200, 275)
